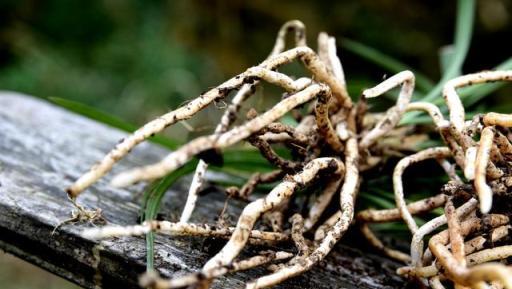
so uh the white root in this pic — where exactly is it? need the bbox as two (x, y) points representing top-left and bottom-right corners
(357, 194), (447, 263)
(304, 178), (342, 231)
(464, 225), (510, 255)
(198, 74), (302, 189)
(428, 215), (512, 288)
(82, 221), (289, 242)
(400, 236), (512, 284)
(405, 102), (448, 128)
(326, 36), (346, 85)
(466, 245), (512, 265)
(445, 198), (466, 270)
(139, 251), (294, 289)
(393, 147), (452, 234)
(181, 21), (313, 222)
(438, 159), (462, 182)
(290, 214), (310, 256)
(69, 45), (351, 196)
(410, 198), (478, 266)
(181, 160), (208, 222)
(401, 215), (510, 278)
(475, 127), (495, 214)
(269, 20), (307, 57)
(358, 194), (447, 223)
(464, 147), (477, 180)
(314, 210), (341, 241)
(110, 84), (329, 187)
(430, 276), (447, 289)
(484, 112), (512, 127)
(202, 157), (344, 271)
(245, 138), (358, 289)
(359, 223), (411, 262)
(444, 70), (512, 132)
(360, 70), (415, 149)
(317, 32), (346, 85)
(65, 18), (512, 289)
(244, 67), (306, 92)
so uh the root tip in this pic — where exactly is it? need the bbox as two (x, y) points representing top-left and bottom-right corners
(65, 186), (79, 198)
(479, 193), (493, 214)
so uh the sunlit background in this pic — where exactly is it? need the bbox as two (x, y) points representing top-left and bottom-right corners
(1, 0), (511, 288)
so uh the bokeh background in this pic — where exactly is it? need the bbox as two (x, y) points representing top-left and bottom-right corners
(0, 0), (511, 288)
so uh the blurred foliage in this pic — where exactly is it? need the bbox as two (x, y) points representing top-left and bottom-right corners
(1, 0), (512, 135)
(0, 0), (221, 127)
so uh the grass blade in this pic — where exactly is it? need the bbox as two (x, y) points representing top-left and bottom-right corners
(401, 0), (475, 124)
(421, 0), (475, 104)
(141, 160), (199, 271)
(439, 45), (458, 75)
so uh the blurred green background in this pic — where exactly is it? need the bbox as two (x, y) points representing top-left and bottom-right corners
(0, 0), (511, 288)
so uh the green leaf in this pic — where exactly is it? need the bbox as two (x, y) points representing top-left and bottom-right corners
(281, 114), (299, 127)
(341, 38), (435, 93)
(401, 0), (475, 124)
(48, 97), (180, 149)
(442, 0), (475, 80)
(424, 0), (475, 103)
(141, 160), (199, 271)
(145, 231), (155, 272)
(439, 45), (458, 75)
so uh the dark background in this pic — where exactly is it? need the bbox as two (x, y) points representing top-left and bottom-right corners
(1, 1), (511, 123)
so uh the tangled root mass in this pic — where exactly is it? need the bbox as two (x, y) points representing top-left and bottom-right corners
(68, 20), (512, 289)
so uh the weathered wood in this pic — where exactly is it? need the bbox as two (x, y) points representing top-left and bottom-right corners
(0, 92), (406, 289)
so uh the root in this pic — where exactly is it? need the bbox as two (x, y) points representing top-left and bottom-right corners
(360, 71), (415, 149)
(245, 138), (358, 289)
(182, 84), (257, 222)
(111, 84), (330, 187)
(393, 147), (452, 233)
(202, 157), (344, 271)
(67, 18), (512, 289)
(226, 170), (283, 200)
(444, 71), (512, 132)
(139, 251), (293, 289)
(304, 178), (342, 230)
(83, 221), (289, 243)
(248, 135), (301, 172)
(68, 44), (350, 195)
(475, 127), (495, 213)
(410, 198), (478, 266)
(290, 214), (310, 256)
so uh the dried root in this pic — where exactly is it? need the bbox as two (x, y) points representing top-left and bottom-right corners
(66, 20), (512, 289)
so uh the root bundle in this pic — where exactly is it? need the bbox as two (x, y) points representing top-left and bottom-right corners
(68, 20), (512, 289)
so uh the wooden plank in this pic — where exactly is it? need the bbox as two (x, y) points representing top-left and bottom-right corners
(0, 91), (406, 289)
